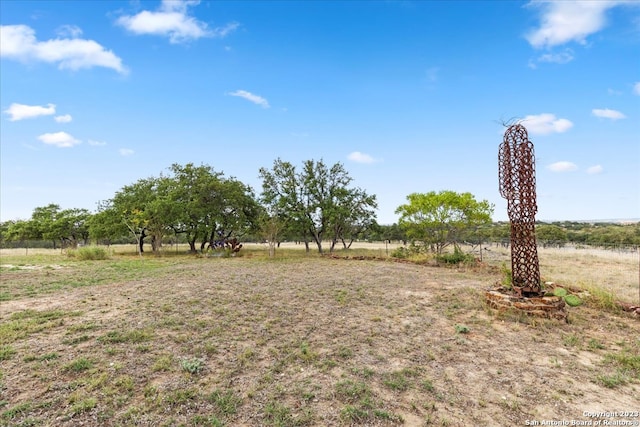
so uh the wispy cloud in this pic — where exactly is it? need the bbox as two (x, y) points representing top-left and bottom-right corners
(525, 1), (625, 49)
(548, 161), (578, 172)
(4, 102), (55, 121)
(522, 113), (573, 135)
(228, 90), (270, 108)
(54, 114), (72, 123)
(116, 0), (238, 44)
(37, 131), (81, 148)
(55, 24), (83, 38)
(0, 24), (127, 74)
(88, 139), (107, 146)
(592, 108), (626, 120)
(347, 151), (379, 164)
(119, 148), (134, 156)
(536, 48), (574, 64)
(633, 82), (640, 95)
(587, 165), (603, 174)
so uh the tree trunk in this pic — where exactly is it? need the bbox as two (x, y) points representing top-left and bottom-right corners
(139, 230), (146, 253)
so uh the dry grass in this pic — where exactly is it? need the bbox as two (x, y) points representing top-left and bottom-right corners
(1, 246), (639, 426)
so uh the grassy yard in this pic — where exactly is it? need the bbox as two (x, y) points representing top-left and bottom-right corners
(1, 247), (638, 426)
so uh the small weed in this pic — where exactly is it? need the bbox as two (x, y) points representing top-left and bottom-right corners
(207, 389), (242, 417)
(351, 366), (375, 379)
(0, 345), (16, 361)
(383, 370), (411, 392)
(337, 346), (353, 359)
(38, 352), (59, 361)
(2, 402), (32, 420)
(596, 372), (627, 388)
(191, 415), (224, 426)
(98, 329), (153, 344)
(335, 380), (371, 402)
(335, 289), (348, 305)
(603, 351), (640, 379)
(70, 397), (97, 415)
(563, 334), (581, 347)
(180, 357), (205, 374)
(421, 379), (435, 392)
(340, 405), (369, 423)
(63, 334), (91, 345)
(163, 388), (199, 406)
(588, 339), (605, 350)
(454, 324), (470, 334)
(263, 401), (294, 426)
(297, 341), (318, 363)
(63, 357), (93, 373)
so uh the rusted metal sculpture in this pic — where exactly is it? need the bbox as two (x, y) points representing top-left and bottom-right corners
(499, 124), (541, 297)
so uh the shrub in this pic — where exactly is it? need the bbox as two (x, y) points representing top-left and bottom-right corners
(436, 246), (474, 265)
(67, 246), (110, 260)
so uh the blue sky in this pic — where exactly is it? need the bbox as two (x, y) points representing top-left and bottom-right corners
(1, 0), (639, 224)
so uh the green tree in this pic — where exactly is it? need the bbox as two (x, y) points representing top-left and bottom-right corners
(30, 203), (61, 248)
(3, 220), (37, 248)
(54, 208), (91, 247)
(536, 223), (568, 248)
(395, 190), (494, 254)
(110, 177), (167, 253)
(87, 202), (130, 245)
(259, 158), (377, 254)
(103, 163), (260, 254)
(167, 163), (260, 252)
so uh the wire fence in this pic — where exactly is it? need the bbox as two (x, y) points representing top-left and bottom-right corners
(478, 243), (640, 305)
(2, 240), (638, 305)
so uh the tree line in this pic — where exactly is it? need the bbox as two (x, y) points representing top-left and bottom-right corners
(1, 160), (638, 254)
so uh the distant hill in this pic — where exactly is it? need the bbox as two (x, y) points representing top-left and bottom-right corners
(538, 219), (640, 224)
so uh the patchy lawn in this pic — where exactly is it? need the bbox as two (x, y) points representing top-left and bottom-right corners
(1, 253), (638, 426)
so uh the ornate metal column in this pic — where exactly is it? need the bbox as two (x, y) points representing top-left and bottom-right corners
(498, 124), (541, 297)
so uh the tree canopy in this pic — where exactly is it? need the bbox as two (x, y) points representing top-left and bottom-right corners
(259, 158), (377, 253)
(395, 190), (494, 253)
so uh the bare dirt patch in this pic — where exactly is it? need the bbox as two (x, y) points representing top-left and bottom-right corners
(1, 255), (639, 426)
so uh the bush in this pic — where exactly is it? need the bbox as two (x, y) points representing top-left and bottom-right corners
(67, 246), (110, 260)
(435, 246), (474, 265)
(390, 247), (409, 259)
(390, 243), (427, 259)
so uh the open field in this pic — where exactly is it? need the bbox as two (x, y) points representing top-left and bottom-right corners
(1, 246), (639, 426)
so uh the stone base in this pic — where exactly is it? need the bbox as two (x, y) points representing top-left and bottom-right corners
(485, 288), (567, 321)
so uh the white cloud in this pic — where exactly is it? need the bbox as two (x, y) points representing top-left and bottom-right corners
(592, 108), (626, 120)
(211, 22), (240, 38)
(633, 82), (640, 95)
(522, 113), (573, 135)
(548, 161), (578, 172)
(4, 102), (55, 121)
(525, 1), (625, 48)
(228, 90), (270, 108)
(116, 0), (238, 44)
(37, 131), (81, 148)
(536, 49), (574, 64)
(119, 148), (134, 156)
(56, 24), (83, 38)
(0, 24), (127, 74)
(587, 165), (603, 174)
(347, 151), (378, 164)
(54, 114), (72, 123)
(88, 139), (107, 146)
